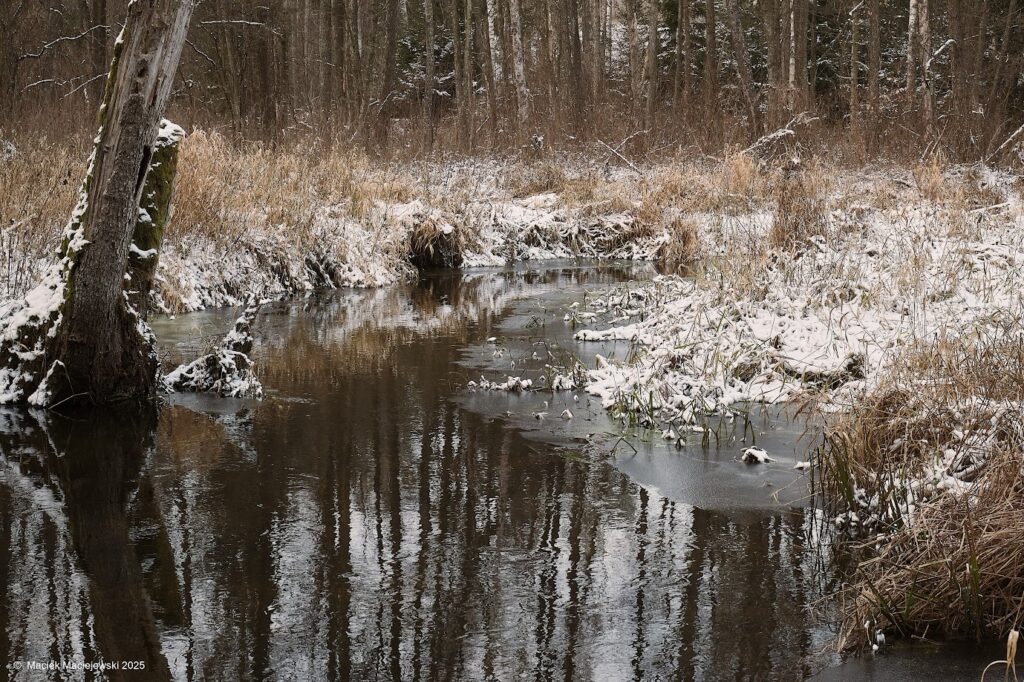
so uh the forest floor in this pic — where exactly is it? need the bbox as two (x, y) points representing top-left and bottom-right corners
(3, 131), (1024, 649)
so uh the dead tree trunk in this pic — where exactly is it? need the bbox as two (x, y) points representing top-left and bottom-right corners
(127, 121), (184, 320)
(0, 0), (195, 407)
(52, 0), (194, 406)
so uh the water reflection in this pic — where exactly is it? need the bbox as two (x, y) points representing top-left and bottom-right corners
(0, 408), (171, 679)
(1, 265), (836, 680)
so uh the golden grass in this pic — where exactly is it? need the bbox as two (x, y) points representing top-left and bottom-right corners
(0, 139), (80, 296)
(769, 162), (831, 249)
(822, 318), (1024, 648)
(172, 130), (418, 247)
(655, 216), (700, 275)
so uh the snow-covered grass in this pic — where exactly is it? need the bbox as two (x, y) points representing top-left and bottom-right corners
(821, 319), (1024, 648)
(560, 156), (1024, 648)
(570, 163), (1022, 430)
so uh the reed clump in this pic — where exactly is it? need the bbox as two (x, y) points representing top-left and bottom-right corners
(655, 216), (701, 275)
(821, 318), (1024, 649)
(768, 162), (830, 249)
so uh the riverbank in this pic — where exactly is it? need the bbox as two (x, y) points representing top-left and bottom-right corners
(4, 133), (1024, 650)
(564, 158), (1024, 650)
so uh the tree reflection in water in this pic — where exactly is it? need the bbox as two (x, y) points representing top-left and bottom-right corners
(0, 266), (832, 680)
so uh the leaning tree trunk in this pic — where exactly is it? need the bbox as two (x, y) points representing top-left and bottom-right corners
(0, 0), (195, 407)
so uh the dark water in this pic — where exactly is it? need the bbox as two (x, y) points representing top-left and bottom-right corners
(0, 263), (993, 680)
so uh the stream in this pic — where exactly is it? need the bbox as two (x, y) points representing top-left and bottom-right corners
(0, 262), (1004, 680)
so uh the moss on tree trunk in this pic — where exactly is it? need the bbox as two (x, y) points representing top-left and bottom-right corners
(127, 121), (183, 319)
(0, 0), (194, 407)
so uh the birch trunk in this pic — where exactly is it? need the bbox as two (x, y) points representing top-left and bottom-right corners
(508, 0), (529, 124)
(476, 0), (499, 140)
(906, 0), (918, 96)
(919, 0), (934, 131)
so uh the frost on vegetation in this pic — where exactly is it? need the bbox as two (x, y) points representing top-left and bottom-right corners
(570, 173), (1024, 431)
(467, 375), (533, 392)
(0, 149), (98, 404)
(147, 185), (670, 314)
(163, 296), (263, 399)
(831, 393), (1024, 539)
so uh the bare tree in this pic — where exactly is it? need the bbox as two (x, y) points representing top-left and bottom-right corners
(508, 0), (529, 126)
(645, 0), (658, 129)
(724, 0), (759, 131)
(868, 0), (880, 118)
(0, 0), (196, 407)
(703, 0), (718, 111)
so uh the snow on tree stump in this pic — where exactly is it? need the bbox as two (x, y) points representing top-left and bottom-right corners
(0, 120), (185, 406)
(163, 296), (264, 399)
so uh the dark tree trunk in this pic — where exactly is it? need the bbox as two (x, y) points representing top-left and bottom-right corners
(724, 0), (759, 132)
(703, 0), (718, 111)
(376, 0), (401, 146)
(424, 0), (436, 148)
(45, 408), (172, 680)
(47, 0), (195, 406)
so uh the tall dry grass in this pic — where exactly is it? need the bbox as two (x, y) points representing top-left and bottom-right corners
(0, 140), (80, 298)
(821, 317), (1024, 648)
(1, 128), (999, 307)
(171, 130), (419, 247)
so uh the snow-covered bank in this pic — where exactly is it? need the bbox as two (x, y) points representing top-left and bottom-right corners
(570, 165), (1024, 430)
(150, 191), (662, 313)
(550, 160), (1024, 648)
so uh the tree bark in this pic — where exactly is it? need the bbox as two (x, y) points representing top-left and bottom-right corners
(508, 0), (529, 125)
(127, 121), (183, 320)
(375, 0), (401, 146)
(464, 0), (475, 149)
(424, 0), (436, 148)
(476, 0), (499, 141)
(628, 0), (640, 116)
(868, 0), (880, 117)
(919, 0), (934, 132)
(645, 0), (658, 130)
(850, 1), (860, 129)
(793, 0), (808, 108)
(703, 0), (717, 111)
(724, 0), (759, 132)
(906, 0), (918, 97)
(760, 0), (783, 125)
(46, 0), (195, 406)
